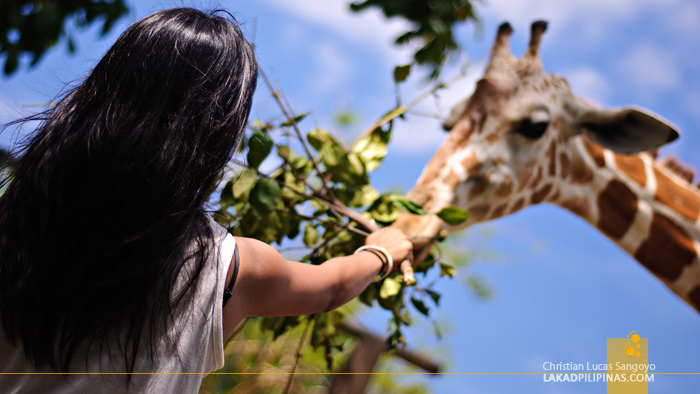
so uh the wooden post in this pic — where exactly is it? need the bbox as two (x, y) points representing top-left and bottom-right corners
(328, 323), (440, 394)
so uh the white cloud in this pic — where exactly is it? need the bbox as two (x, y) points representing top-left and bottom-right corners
(682, 91), (700, 124)
(261, 0), (413, 62)
(388, 113), (447, 153)
(310, 41), (352, 93)
(617, 44), (680, 94)
(564, 67), (610, 105)
(480, 0), (674, 29)
(386, 62), (481, 153)
(664, 1), (700, 37)
(430, 64), (484, 116)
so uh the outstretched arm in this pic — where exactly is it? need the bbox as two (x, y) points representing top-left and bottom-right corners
(222, 228), (412, 341)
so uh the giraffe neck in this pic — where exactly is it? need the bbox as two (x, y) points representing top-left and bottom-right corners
(555, 136), (700, 312)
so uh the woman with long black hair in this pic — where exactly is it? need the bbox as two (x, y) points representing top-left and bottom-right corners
(0, 8), (412, 393)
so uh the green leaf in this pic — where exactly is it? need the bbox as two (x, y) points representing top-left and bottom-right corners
(311, 200), (329, 214)
(424, 289), (441, 306)
(307, 128), (344, 167)
(276, 145), (293, 161)
(466, 276), (493, 299)
(379, 277), (402, 299)
(232, 169), (257, 202)
(351, 185), (379, 207)
(351, 126), (391, 172)
(219, 180), (235, 208)
(410, 297), (429, 316)
(278, 145), (310, 175)
(253, 119), (274, 132)
(286, 213), (302, 240)
(282, 170), (305, 195)
(335, 110), (358, 127)
(368, 194), (425, 224)
(308, 128), (366, 186)
(280, 112), (309, 127)
(393, 64), (412, 83)
(248, 211), (285, 244)
(439, 262), (457, 278)
(248, 178), (281, 216)
(395, 309), (412, 325)
(303, 223), (318, 247)
(368, 193), (399, 223)
(413, 253), (436, 274)
(436, 206), (469, 225)
(239, 210), (259, 235)
(246, 131), (273, 169)
(359, 283), (378, 307)
(432, 320), (443, 340)
(390, 195), (427, 215)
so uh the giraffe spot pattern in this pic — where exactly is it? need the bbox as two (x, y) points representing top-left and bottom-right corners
(510, 198), (525, 213)
(444, 170), (461, 189)
(597, 179), (638, 240)
(469, 204), (491, 222)
(548, 140), (557, 176)
(491, 203), (508, 218)
(549, 189), (561, 202)
(495, 175), (513, 197)
(561, 198), (590, 218)
(583, 137), (606, 168)
(654, 167), (700, 222)
(468, 176), (490, 199)
(531, 184), (553, 204)
(635, 212), (696, 281)
(615, 154), (646, 188)
(529, 167), (543, 189)
(570, 153), (593, 184)
(689, 286), (700, 311)
(559, 152), (570, 179)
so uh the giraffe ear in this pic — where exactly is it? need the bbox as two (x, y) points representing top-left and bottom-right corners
(575, 106), (679, 154)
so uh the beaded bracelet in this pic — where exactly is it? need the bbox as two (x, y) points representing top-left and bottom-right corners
(354, 245), (393, 282)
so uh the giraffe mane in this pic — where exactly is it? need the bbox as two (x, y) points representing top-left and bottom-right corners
(656, 155), (697, 184)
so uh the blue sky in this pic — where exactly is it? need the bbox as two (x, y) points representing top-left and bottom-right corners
(2, 1), (700, 393)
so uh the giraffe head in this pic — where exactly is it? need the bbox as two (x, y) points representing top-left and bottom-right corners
(396, 21), (679, 246)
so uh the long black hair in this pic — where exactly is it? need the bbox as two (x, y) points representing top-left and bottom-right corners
(0, 8), (257, 372)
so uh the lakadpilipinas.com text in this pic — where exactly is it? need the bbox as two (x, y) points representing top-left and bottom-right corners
(542, 362), (655, 383)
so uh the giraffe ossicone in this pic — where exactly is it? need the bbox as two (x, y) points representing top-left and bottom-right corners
(392, 20), (700, 313)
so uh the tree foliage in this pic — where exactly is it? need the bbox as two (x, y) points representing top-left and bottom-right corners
(206, 66), (475, 389)
(0, 0), (129, 75)
(199, 317), (430, 394)
(350, 0), (479, 77)
(215, 67), (466, 350)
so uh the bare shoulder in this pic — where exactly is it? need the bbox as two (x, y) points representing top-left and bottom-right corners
(233, 237), (288, 278)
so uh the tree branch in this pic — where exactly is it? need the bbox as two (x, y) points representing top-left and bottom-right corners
(348, 68), (474, 151)
(259, 67), (329, 192)
(282, 317), (315, 394)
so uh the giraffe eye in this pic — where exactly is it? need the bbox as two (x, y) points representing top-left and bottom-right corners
(513, 119), (549, 139)
(513, 109), (550, 139)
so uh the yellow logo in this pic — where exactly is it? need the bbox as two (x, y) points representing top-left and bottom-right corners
(607, 331), (651, 393)
(623, 331), (642, 357)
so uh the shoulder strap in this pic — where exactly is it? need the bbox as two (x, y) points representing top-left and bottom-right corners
(222, 245), (239, 308)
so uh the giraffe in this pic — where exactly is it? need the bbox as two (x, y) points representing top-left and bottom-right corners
(392, 20), (700, 314)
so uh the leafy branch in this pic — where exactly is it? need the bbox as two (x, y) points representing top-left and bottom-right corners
(214, 63), (472, 358)
(350, 0), (480, 78)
